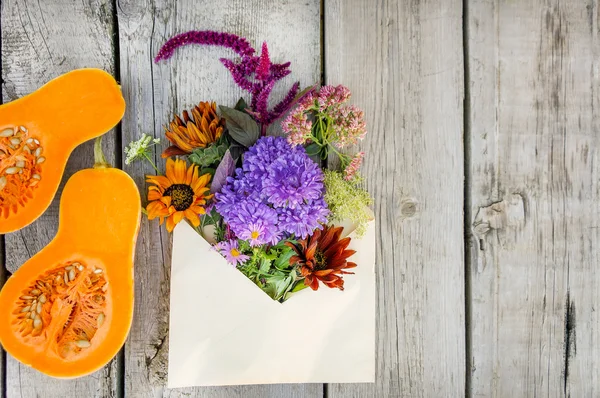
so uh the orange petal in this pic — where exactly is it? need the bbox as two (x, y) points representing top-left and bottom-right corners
(184, 209), (200, 227)
(146, 175), (172, 190)
(165, 216), (175, 232)
(173, 211), (184, 225)
(162, 146), (189, 158)
(148, 190), (162, 201)
(174, 158), (187, 183)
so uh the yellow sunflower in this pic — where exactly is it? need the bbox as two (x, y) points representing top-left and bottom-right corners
(162, 101), (225, 158)
(146, 158), (212, 232)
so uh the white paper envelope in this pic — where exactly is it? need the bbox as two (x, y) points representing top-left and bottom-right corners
(167, 220), (376, 388)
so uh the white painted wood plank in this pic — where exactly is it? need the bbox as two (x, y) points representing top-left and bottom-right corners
(468, 0), (600, 396)
(1, 0), (119, 396)
(325, 0), (465, 396)
(117, 0), (323, 396)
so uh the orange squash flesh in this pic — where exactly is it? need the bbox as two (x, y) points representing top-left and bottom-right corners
(0, 68), (126, 234)
(0, 153), (141, 378)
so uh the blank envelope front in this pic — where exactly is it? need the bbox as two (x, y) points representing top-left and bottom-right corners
(168, 221), (376, 388)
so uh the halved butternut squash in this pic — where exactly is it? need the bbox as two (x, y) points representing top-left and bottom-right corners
(0, 68), (126, 234)
(0, 137), (141, 378)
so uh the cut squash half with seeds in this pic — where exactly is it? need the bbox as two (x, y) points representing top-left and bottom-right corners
(0, 137), (141, 378)
(0, 68), (126, 234)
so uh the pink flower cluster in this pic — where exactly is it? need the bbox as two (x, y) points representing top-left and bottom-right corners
(317, 85), (351, 110)
(282, 91), (316, 146)
(282, 85), (367, 148)
(344, 152), (365, 181)
(330, 105), (367, 148)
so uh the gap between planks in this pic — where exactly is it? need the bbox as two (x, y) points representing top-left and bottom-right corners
(111, 0), (125, 396)
(462, 0), (473, 396)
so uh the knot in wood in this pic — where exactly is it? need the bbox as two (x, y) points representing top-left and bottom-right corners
(400, 198), (418, 218)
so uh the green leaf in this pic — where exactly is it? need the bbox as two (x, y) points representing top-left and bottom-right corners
(234, 97), (249, 113)
(199, 167), (216, 177)
(273, 246), (295, 270)
(259, 257), (272, 273)
(291, 281), (309, 293)
(229, 144), (245, 163)
(188, 143), (227, 168)
(219, 106), (260, 148)
(304, 143), (320, 156)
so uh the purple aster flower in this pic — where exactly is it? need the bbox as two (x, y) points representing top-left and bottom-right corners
(277, 198), (330, 239)
(215, 136), (329, 244)
(220, 198), (281, 246)
(215, 240), (250, 266)
(263, 154), (324, 209)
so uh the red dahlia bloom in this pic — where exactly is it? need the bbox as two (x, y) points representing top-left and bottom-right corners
(286, 225), (357, 291)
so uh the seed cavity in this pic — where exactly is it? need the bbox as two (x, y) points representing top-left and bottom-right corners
(11, 260), (108, 358)
(0, 125), (44, 218)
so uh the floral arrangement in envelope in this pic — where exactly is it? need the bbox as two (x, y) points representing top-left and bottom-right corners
(126, 31), (376, 387)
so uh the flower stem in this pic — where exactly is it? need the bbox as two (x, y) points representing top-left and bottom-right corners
(143, 153), (160, 173)
(94, 136), (111, 169)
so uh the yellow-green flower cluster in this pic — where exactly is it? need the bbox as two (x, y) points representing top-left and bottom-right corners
(323, 170), (373, 237)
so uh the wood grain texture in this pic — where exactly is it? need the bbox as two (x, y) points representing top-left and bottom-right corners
(468, 0), (600, 396)
(1, 0), (119, 396)
(325, 0), (465, 396)
(117, 0), (322, 396)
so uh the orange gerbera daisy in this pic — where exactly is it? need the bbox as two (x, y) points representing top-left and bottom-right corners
(146, 158), (212, 232)
(162, 101), (225, 158)
(286, 225), (357, 291)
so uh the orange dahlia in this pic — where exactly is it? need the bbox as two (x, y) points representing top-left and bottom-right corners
(146, 158), (212, 232)
(162, 101), (225, 158)
(286, 225), (357, 291)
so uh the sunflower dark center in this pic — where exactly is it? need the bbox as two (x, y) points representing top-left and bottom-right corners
(163, 184), (194, 211)
(314, 250), (327, 271)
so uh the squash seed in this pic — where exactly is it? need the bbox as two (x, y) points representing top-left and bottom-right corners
(34, 147), (42, 157)
(30, 289), (40, 295)
(65, 266), (73, 271)
(5, 167), (20, 175)
(39, 294), (46, 303)
(97, 313), (105, 328)
(68, 269), (76, 281)
(15, 160), (25, 168)
(37, 156), (46, 164)
(64, 272), (69, 285)
(0, 176), (6, 190)
(10, 137), (21, 146)
(94, 268), (103, 274)
(32, 174), (41, 180)
(20, 295), (34, 300)
(75, 340), (91, 348)
(0, 128), (13, 137)
(33, 318), (42, 329)
(20, 126), (28, 133)
(36, 302), (42, 313)
(21, 306), (30, 313)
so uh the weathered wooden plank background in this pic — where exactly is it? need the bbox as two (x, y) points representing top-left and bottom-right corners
(325, 0), (465, 396)
(0, 0), (598, 397)
(468, 1), (600, 397)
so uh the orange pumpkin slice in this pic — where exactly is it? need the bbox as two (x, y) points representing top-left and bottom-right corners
(0, 68), (126, 234)
(0, 137), (141, 378)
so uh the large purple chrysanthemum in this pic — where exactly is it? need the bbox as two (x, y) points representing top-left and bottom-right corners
(216, 136), (329, 242)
